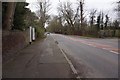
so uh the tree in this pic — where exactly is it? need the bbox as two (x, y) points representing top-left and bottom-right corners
(58, 2), (74, 26)
(57, 1), (81, 34)
(96, 14), (101, 31)
(36, 0), (51, 28)
(114, 1), (120, 25)
(2, 2), (16, 30)
(89, 9), (97, 28)
(12, 2), (29, 31)
(47, 16), (63, 33)
(2, 3), (7, 24)
(104, 14), (109, 29)
(25, 10), (39, 27)
(113, 20), (119, 29)
(78, 0), (85, 35)
(116, 1), (120, 30)
(100, 12), (104, 30)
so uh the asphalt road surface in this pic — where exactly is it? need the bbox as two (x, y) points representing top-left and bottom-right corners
(51, 33), (119, 78)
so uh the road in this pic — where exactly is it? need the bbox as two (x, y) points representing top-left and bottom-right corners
(3, 33), (119, 78)
(51, 34), (118, 78)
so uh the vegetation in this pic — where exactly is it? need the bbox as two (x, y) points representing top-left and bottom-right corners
(2, 1), (120, 38)
(2, 2), (46, 38)
(12, 2), (29, 31)
(47, 0), (120, 38)
(2, 2), (16, 30)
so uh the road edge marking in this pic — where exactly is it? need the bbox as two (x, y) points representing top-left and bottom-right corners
(61, 49), (81, 79)
(110, 51), (119, 54)
(51, 35), (81, 79)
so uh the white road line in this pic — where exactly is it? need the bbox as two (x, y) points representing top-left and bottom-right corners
(88, 44), (92, 45)
(102, 48), (119, 54)
(102, 48), (109, 50)
(110, 51), (119, 54)
(68, 37), (119, 55)
(61, 49), (81, 80)
(51, 35), (81, 79)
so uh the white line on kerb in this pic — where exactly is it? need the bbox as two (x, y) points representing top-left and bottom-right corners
(61, 49), (81, 80)
(51, 35), (81, 79)
(110, 51), (119, 54)
(61, 49), (77, 73)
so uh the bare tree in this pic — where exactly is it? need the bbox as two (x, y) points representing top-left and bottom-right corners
(59, 2), (74, 27)
(36, 0), (51, 28)
(57, 2), (78, 28)
(77, 0), (85, 35)
(89, 9), (97, 28)
(57, 0), (87, 35)
(100, 12), (104, 30)
(96, 13), (101, 31)
(116, 1), (120, 21)
(104, 14), (109, 29)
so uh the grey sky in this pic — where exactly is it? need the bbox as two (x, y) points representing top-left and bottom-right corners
(26, 0), (118, 20)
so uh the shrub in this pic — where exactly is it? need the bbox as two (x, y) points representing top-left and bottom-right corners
(35, 27), (45, 38)
(115, 30), (120, 38)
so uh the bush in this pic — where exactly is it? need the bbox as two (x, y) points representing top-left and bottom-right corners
(35, 27), (45, 38)
(115, 30), (120, 37)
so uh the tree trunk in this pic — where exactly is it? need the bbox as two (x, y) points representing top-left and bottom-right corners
(80, 1), (84, 35)
(3, 2), (16, 30)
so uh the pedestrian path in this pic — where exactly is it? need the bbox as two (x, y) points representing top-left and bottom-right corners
(3, 35), (74, 78)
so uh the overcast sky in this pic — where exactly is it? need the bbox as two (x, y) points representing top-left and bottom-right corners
(26, 0), (118, 20)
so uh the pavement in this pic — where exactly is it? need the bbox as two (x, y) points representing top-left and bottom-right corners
(2, 35), (74, 78)
(51, 34), (118, 78)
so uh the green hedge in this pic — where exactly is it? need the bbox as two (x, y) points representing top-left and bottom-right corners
(99, 30), (120, 38)
(115, 30), (120, 37)
(35, 27), (45, 38)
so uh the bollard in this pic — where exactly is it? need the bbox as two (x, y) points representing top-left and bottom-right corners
(32, 27), (35, 41)
(29, 26), (32, 44)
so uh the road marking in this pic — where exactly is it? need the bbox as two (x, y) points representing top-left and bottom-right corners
(64, 36), (119, 55)
(60, 35), (119, 55)
(51, 35), (81, 79)
(102, 48), (109, 50)
(88, 44), (92, 45)
(61, 49), (81, 80)
(110, 51), (119, 54)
